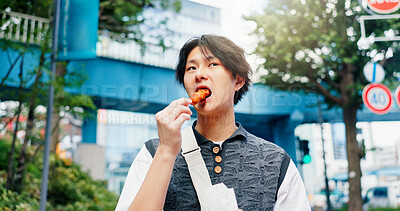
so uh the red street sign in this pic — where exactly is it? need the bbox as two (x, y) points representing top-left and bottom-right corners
(395, 85), (400, 109)
(367, 0), (400, 14)
(362, 83), (392, 115)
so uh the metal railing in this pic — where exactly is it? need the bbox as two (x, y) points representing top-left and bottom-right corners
(0, 11), (50, 45)
(97, 30), (179, 69)
(0, 11), (178, 69)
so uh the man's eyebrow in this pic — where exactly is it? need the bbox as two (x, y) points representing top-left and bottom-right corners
(206, 55), (217, 61)
(186, 55), (217, 65)
(186, 59), (197, 64)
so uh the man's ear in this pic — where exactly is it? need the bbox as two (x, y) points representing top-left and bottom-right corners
(235, 75), (245, 91)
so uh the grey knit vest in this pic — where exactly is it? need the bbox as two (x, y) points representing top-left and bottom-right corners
(145, 125), (290, 211)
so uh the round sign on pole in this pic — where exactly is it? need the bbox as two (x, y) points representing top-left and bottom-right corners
(362, 83), (392, 115)
(395, 85), (400, 109)
(363, 62), (385, 83)
(367, 0), (400, 14)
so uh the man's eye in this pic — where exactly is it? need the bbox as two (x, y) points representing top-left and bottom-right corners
(187, 66), (196, 71)
(209, 63), (218, 67)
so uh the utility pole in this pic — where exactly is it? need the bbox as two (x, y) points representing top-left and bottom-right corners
(318, 100), (332, 211)
(296, 136), (304, 178)
(39, 0), (60, 210)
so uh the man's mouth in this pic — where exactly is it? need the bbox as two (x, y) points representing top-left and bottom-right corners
(190, 88), (212, 105)
(195, 87), (212, 99)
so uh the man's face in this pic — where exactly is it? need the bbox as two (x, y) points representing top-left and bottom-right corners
(183, 46), (238, 115)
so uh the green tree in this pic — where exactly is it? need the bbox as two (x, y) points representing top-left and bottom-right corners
(0, 0), (52, 18)
(0, 138), (119, 210)
(246, 0), (400, 210)
(99, 0), (182, 49)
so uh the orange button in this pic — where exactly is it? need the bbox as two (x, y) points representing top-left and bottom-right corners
(213, 147), (220, 154)
(214, 166), (222, 174)
(215, 156), (222, 163)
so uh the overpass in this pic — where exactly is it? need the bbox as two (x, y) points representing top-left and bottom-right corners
(1, 11), (400, 164)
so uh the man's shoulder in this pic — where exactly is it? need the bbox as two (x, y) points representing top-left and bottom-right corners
(245, 132), (286, 154)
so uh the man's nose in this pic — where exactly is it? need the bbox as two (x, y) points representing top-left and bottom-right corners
(195, 67), (208, 81)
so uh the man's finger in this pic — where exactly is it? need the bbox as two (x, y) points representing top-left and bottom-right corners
(175, 113), (191, 127)
(171, 105), (192, 119)
(166, 98), (192, 111)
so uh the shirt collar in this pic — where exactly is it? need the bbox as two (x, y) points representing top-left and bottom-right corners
(191, 120), (248, 145)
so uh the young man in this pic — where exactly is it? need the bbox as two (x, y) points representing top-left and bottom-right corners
(116, 35), (311, 210)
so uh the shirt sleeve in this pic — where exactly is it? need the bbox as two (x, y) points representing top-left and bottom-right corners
(115, 145), (153, 211)
(274, 159), (311, 211)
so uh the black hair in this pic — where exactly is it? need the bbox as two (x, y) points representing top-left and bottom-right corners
(175, 34), (252, 105)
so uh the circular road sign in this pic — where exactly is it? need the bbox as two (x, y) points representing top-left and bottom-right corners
(363, 62), (385, 83)
(367, 0), (400, 14)
(362, 83), (392, 115)
(395, 85), (400, 109)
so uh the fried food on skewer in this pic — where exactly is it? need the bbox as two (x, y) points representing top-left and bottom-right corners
(190, 89), (210, 105)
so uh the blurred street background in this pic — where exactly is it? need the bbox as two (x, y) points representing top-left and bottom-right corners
(1, 0), (400, 210)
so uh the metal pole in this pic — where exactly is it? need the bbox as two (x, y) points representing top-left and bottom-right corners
(39, 0), (60, 210)
(295, 136), (304, 178)
(317, 100), (332, 211)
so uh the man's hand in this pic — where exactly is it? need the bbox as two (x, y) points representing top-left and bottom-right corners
(155, 97), (192, 156)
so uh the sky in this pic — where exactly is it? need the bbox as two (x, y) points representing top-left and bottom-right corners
(189, 0), (265, 49)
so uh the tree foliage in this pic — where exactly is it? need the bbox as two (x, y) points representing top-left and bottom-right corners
(247, 0), (399, 107)
(0, 0), (52, 18)
(246, 0), (400, 210)
(0, 34), (96, 191)
(0, 138), (118, 210)
(98, 0), (182, 50)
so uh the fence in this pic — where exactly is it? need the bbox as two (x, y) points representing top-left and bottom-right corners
(0, 11), (50, 45)
(97, 30), (179, 69)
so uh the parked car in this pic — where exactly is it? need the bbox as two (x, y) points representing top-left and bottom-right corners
(363, 186), (400, 210)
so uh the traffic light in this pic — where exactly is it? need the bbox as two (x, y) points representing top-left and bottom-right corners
(299, 139), (311, 164)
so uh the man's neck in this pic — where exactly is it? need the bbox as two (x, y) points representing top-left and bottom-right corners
(195, 111), (237, 142)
